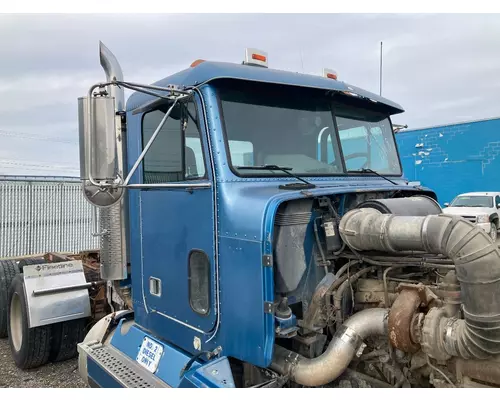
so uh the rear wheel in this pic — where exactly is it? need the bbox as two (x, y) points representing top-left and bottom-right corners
(0, 259), (20, 338)
(491, 222), (498, 242)
(17, 257), (46, 272)
(7, 274), (52, 369)
(50, 318), (87, 362)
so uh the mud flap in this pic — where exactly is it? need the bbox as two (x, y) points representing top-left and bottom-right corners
(23, 260), (91, 328)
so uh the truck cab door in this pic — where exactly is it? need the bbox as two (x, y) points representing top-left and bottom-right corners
(129, 96), (217, 337)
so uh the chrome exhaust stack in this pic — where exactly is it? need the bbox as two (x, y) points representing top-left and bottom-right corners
(97, 41), (129, 281)
(78, 41), (128, 281)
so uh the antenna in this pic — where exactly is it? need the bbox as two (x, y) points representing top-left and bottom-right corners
(379, 41), (383, 96)
(299, 49), (305, 73)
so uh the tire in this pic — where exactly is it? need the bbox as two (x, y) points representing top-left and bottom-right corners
(7, 274), (52, 369)
(50, 318), (87, 362)
(491, 222), (498, 242)
(0, 259), (20, 338)
(17, 257), (46, 273)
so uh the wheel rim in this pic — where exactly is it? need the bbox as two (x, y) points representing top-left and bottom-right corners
(10, 293), (23, 352)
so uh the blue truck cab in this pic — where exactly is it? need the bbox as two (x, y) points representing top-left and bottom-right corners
(76, 43), (439, 388)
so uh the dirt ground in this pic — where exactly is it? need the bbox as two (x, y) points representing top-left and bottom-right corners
(0, 338), (87, 388)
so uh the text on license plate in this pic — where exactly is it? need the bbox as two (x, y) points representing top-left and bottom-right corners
(136, 336), (164, 373)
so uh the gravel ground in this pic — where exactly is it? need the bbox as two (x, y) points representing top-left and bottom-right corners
(0, 338), (88, 388)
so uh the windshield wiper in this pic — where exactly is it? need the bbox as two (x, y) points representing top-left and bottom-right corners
(347, 168), (398, 186)
(236, 164), (316, 189)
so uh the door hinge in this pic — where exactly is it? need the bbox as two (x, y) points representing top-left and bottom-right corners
(262, 254), (273, 267)
(264, 302), (275, 315)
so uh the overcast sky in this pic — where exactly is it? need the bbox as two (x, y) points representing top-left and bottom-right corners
(1, 13), (499, 176)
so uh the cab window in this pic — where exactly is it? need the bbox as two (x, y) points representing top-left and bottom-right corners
(142, 99), (206, 184)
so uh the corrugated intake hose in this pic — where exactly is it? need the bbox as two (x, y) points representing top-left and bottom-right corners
(271, 308), (388, 386)
(339, 208), (500, 360)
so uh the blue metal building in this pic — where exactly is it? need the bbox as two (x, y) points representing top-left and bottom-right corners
(395, 117), (500, 205)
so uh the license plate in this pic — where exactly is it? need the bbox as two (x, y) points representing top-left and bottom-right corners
(136, 336), (164, 373)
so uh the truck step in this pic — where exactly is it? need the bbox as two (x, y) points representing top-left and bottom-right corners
(80, 341), (170, 388)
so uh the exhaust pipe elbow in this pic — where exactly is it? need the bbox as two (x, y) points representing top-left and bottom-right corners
(99, 41), (124, 111)
(271, 308), (388, 386)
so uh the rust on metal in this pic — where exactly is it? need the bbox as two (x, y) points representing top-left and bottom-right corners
(302, 272), (337, 330)
(396, 283), (441, 308)
(388, 289), (422, 353)
(389, 283), (441, 353)
(409, 312), (425, 344)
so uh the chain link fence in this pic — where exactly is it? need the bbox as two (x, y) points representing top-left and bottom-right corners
(0, 176), (98, 258)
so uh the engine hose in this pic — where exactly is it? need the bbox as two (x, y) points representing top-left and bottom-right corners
(333, 267), (373, 329)
(339, 253), (455, 269)
(303, 261), (360, 330)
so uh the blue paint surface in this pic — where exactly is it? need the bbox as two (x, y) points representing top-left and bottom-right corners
(110, 320), (201, 387)
(396, 117), (500, 205)
(138, 186), (216, 331)
(126, 61), (404, 114)
(87, 319), (233, 388)
(121, 63), (426, 379)
(125, 92), (219, 356)
(180, 357), (235, 388)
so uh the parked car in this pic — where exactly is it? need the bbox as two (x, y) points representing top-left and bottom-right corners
(443, 192), (500, 241)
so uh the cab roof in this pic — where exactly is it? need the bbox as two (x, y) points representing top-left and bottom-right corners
(126, 61), (405, 115)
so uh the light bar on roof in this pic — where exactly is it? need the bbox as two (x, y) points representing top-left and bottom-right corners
(244, 48), (268, 68)
(322, 68), (338, 80)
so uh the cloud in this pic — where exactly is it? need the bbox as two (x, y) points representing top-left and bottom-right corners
(1, 14), (500, 175)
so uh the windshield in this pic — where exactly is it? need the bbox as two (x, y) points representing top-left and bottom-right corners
(335, 102), (401, 174)
(218, 81), (401, 177)
(450, 195), (493, 208)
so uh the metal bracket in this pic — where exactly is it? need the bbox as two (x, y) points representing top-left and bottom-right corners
(262, 255), (273, 267)
(32, 282), (93, 296)
(264, 302), (275, 315)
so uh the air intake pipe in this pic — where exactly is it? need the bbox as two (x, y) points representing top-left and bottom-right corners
(339, 208), (500, 360)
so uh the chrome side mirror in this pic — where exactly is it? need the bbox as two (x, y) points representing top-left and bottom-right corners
(78, 93), (123, 207)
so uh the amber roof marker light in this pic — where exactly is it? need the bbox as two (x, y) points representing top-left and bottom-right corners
(190, 59), (206, 68)
(243, 48), (268, 68)
(322, 68), (338, 80)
